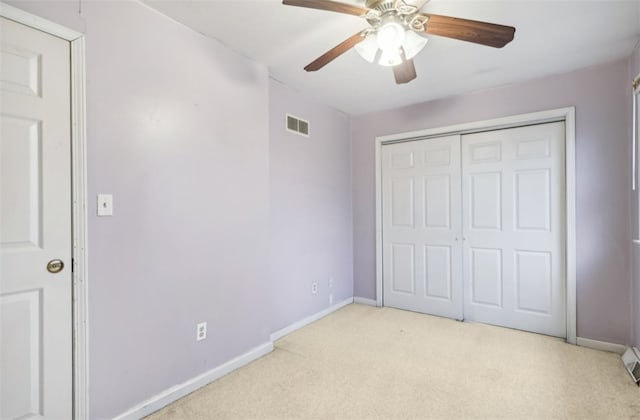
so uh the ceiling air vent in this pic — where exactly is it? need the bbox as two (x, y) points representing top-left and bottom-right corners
(286, 114), (310, 137)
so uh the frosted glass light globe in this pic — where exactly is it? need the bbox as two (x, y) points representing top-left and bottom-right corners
(376, 22), (405, 53)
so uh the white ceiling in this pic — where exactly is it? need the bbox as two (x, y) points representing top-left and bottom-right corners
(143, 0), (640, 115)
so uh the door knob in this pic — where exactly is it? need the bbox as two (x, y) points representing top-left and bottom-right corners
(47, 259), (64, 274)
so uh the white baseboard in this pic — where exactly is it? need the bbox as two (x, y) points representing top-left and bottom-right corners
(270, 297), (353, 342)
(353, 297), (378, 306)
(113, 341), (274, 420)
(113, 298), (354, 419)
(577, 337), (628, 354)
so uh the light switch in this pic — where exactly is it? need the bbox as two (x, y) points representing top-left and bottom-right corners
(97, 194), (113, 216)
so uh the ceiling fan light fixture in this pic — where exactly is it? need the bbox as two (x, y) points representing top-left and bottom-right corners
(376, 21), (405, 53)
(355, 29), (427, 67)
(378, 49), (403, 67)
(402, 30), (428, 60)
(354, 33), (378, 63)
(354, 33), (402, 66)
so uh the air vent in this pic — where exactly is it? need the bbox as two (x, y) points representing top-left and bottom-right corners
(286, 114), (310, 137)
(622, 347), (640, 385)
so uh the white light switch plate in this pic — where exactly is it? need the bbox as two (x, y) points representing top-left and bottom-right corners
(97, 194), (113, 216)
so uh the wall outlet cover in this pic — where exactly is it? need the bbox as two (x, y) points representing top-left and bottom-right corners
(196, 322), (207, 341)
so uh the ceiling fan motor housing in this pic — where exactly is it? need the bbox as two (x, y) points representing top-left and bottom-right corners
(365, 0), (396, 14)
(364, 0), (426, 31)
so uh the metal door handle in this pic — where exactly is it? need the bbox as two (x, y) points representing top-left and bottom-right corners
(47, 259), (64, 274)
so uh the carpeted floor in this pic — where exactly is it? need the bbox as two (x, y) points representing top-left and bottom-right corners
(148, 304), (640, 419)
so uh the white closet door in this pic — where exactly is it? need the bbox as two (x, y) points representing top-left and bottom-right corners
(461, 122), (566, 337)
(381, 135), (463, 319)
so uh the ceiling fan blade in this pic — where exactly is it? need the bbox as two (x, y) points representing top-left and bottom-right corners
(423, 14), (515, 48)
(282, 0), (368, 17)
(304, 32), (365, 72)
(393, 58), (417, 84)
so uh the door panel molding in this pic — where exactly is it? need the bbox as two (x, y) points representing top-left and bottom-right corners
(0, 4), (88, 418)
(375, 107), (577, 344)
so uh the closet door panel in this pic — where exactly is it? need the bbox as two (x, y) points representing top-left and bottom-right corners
(461, 122), (566, 337)
(381, 136), (463, 319)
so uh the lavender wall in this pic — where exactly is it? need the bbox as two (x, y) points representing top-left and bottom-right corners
(269, 80), (353, 332)
(352, 59), (633, 345)
(7, 1), (271, 418)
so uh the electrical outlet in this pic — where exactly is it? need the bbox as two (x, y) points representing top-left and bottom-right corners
(311, 282), (318, 294)
(329, 293), (333, 305)
(196, 322), (207, 341)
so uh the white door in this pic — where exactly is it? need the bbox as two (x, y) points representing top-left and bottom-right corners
(381, 135), (463, 319)
(0, 17), (73, 419)
(461, 122), (565, 337)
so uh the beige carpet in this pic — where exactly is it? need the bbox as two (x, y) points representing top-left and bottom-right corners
(148, 304), (640, 419)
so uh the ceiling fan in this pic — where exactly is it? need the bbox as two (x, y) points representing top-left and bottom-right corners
(282, 0), (516, 84)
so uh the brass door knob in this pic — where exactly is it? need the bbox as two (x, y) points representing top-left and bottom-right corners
(47, 259), (64, 274)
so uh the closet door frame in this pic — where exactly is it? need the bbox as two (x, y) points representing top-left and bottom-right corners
(374, 107), (576, 344)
